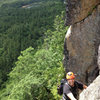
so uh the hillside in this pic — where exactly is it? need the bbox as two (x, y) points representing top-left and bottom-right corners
(0, 11), (68, 100)
(0, 0), (45, 7)
(0, 0), (25, 7)
(0, 0), (65, 91)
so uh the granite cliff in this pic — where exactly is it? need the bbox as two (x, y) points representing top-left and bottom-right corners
(64, 0), (100, 84)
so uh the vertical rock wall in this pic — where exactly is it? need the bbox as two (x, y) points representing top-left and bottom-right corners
(64, 0), (100, 84)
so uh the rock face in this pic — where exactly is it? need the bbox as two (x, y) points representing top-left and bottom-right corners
(65, 0), (100, 25)
(64, 1), (100, 84)
(79, 75), (100, 100)
(98, 45), (100, 74)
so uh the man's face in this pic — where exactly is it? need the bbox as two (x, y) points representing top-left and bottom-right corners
(67, 79), (75, 87)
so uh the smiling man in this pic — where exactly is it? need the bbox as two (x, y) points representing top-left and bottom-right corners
(63, 72), (87, 100)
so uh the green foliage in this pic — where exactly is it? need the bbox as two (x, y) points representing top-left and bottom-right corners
(0, 0), (45, 7)
(0, 0), (65, 85)
(0, 12), (68, 99)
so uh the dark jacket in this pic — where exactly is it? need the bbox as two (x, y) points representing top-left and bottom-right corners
(63, 81), (83, 100)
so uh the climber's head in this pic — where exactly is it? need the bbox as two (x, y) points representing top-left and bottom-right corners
(66, 72), (75, 80)
(66, 72), (75, 87)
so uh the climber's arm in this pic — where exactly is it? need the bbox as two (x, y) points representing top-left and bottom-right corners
(76, 81), (87, 90)
(67, 92), (77, 100)
(63, 83), (77, 100)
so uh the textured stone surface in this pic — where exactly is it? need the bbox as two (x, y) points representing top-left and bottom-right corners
(98, 45), (100, 74)
(64, 5), (100, 84)
(79, 75), (100, 100)
(65, 0), (100, 25)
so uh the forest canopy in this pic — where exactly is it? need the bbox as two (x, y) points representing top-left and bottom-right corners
(0, 0), (67, 99)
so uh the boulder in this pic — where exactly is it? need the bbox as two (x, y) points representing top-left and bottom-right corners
(79, 75), (100, 100)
